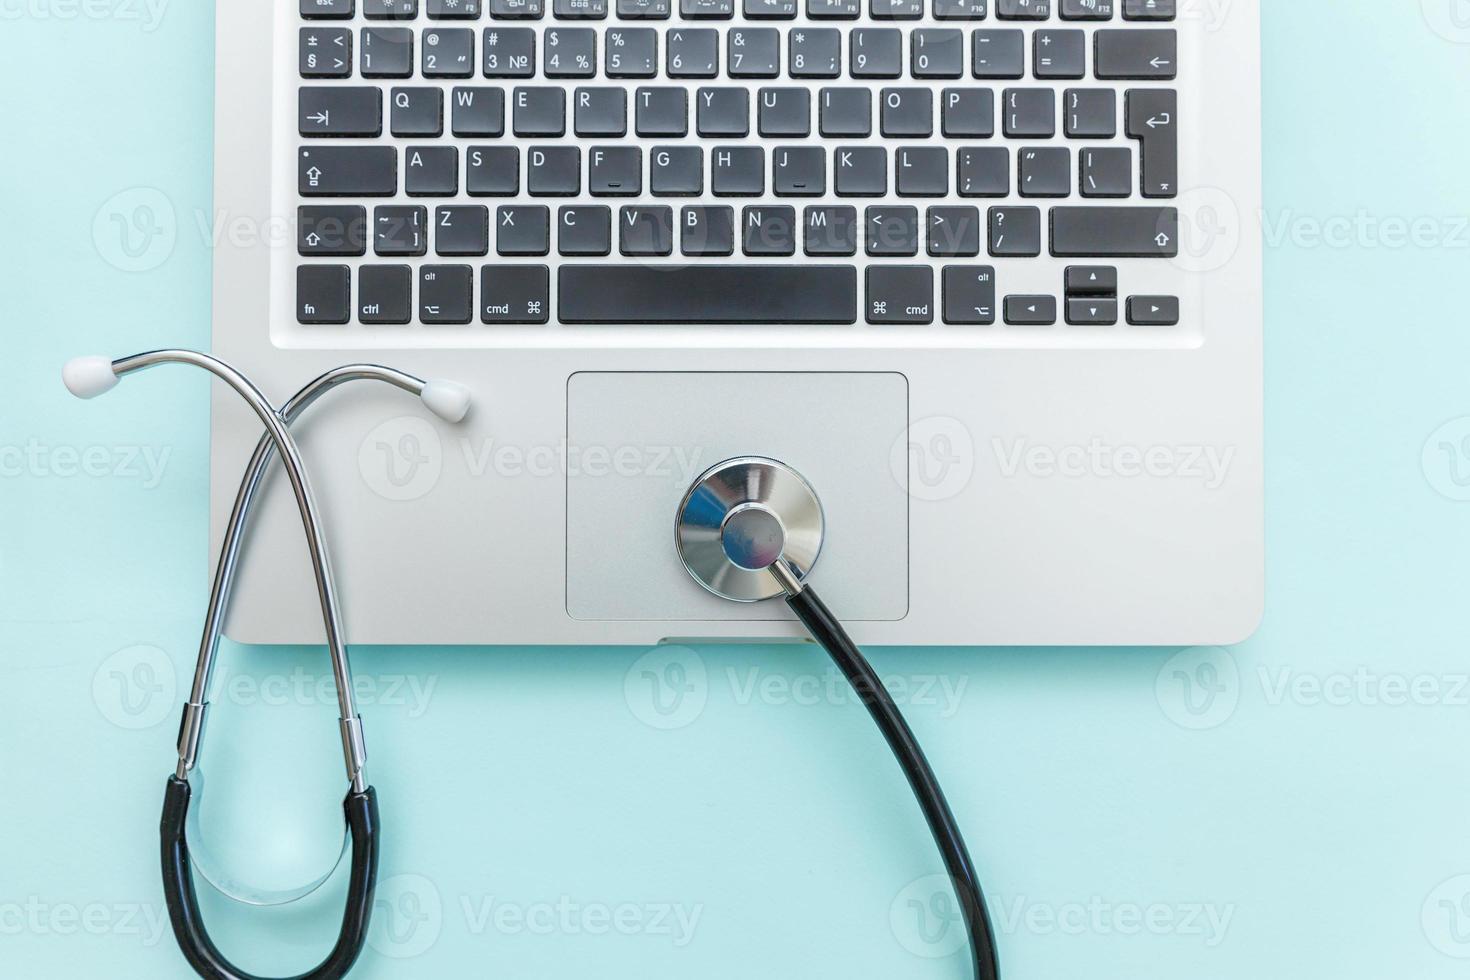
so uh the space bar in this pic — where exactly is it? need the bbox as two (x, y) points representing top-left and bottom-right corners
(559, 266), (858, 324)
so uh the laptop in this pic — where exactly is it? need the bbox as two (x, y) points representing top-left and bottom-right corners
(210, 0), (1261, 646)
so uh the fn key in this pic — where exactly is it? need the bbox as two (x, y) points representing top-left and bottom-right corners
(298, 265), (350, 324)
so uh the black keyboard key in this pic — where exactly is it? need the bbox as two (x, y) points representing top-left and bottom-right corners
(942, 265), (996, 324)
(1123, 0), (1173, 19)
(668, 29), (719, 75)
(866, 266), (933, 323)
(996, 0), (1049, 17)
(871, 0), (921, 17)
(683, 0), (734, 17)
(973, 29), (1024, 78)
(1080, 147), (1131, 197)
(747, 0), (798, 16)
(681, 205), (735, 255)
(299, 87), (382, 137)
(820, 88), (871, 137)
(773, 147), (825, 195)
(835, 146), (886, 196)
(1003, 88), (1055, 137)
(712, 146), (764, 195)
(1065, 88), (1115, 138)
(514, 87), (566, 135)
(558, 265), (858, 323)
(365, 0), (420, 16)
(298, 205), (368, 256)
(620, 206), (674, 255)
(427, 0), (482, 16)
(1127, 295), (1180, 324)
(804, 205), (859, 255)
(484, 27), (536, 75)
(490, 0), (544, 15)
(467, 146), (519, 195)
(1019, 146), (1069, 197)
(880, 88), (932, 137)
(299, 146), (398, 196)
(301, 28), (353, 78)
(790, 28), (841, 77)
(545, 27), (596, 75)
(297, 266), (351, 324)
(482, 265), (550, 323)
(866, 205), (919, 256)
(1064, 265), (1116, 294)
(988, 205), (1041, 255)
(452, 87), (505, 135)
(1066, 297), (1117, 324)
(927, 206), (980, 256)
(896, 147), (948, 196)
(743, 204), (797, 255)
(622, 0), (672, 17)
(606, 28), (657, 76)
(362, 27), (414, 77)
(851, 29), (901, 77)
(406, 146), (459, 195)
(729, 28), (780, 77)
(1005, 295), (1057, 324)
(1050, 206), (1178, 256)
(496, 204), (550, 254)
(574, 87), (626, 135)
(1034, 28), (1084, 78)
(808, 0), (859, 15)
(959, 147), (1010, 196)
(942, 88), (993, 137)
(1060, 0), (1109, 18)
(1095, 29), (1176, 79)
(303, 0), (354, 18)
(697, 87), (749, 136)
(912, 29), (963, 77)
(1126, 88), (1177, 197)
(391, 87), (444, 136)
(759, 88), (810, 136)
(651, 146), (703, 195)
(435, 205), (489, 254)
(589, 146), (642, 195)
(359, 265), (413, 324)
(636, 87), (688, 136)
(559, 205), (612, 254)
(374, 205), (429, 255)
(419, 265), (474, 323)
(554, 0), (607, 17)
(527, 146), (580, 194)
(933, 0), (988, 17)
(423, 27), (476, 76)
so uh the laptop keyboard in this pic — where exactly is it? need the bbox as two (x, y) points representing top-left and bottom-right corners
(293, 0), (1182, 330)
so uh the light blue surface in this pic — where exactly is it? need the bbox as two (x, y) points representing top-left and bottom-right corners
(3, 2), (1470, 977)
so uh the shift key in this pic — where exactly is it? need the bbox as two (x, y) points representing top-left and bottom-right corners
(1050, 206), (1178, 257)
(299, 146), (398, 196)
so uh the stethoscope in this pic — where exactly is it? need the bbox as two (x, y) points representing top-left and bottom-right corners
(63, 350), (471, 980)
(65, 353), (998, 980)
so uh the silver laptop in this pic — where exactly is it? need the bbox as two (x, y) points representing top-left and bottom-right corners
(210, 0), (1261, 646)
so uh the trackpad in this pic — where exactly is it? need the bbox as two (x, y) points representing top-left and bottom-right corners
(566, 372), (909, 622)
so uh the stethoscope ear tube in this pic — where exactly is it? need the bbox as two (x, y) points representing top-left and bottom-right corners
(160, 776), (381, 980)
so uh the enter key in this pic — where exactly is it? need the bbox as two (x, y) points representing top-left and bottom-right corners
(1126, 89), (1177, 198)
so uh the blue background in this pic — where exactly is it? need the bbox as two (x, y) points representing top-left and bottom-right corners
(4, 2), (1470, 976)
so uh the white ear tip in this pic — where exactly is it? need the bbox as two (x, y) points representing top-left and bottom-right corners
(63, 356), (120, 399)
(421, 380), (471, 423)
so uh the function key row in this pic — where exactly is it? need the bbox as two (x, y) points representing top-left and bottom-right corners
(305, 0), (1176, 21)
(297, 261), (1179, 326)
(297, 201), (1180, 258)
(304, 25), (1176, 79)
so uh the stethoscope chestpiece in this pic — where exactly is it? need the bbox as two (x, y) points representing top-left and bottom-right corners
(675, 456), (825, 602)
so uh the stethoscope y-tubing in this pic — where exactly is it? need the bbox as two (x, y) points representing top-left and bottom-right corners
(782, 577), (1001, 980)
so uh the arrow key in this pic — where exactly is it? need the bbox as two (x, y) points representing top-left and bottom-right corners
(1127, 294), (1179, 325)
(299, 87), (382, 136)
(1004, 294), (1056, 325)
(1064, 265), (1117, 295)
(1066, 297), (1118, 325)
